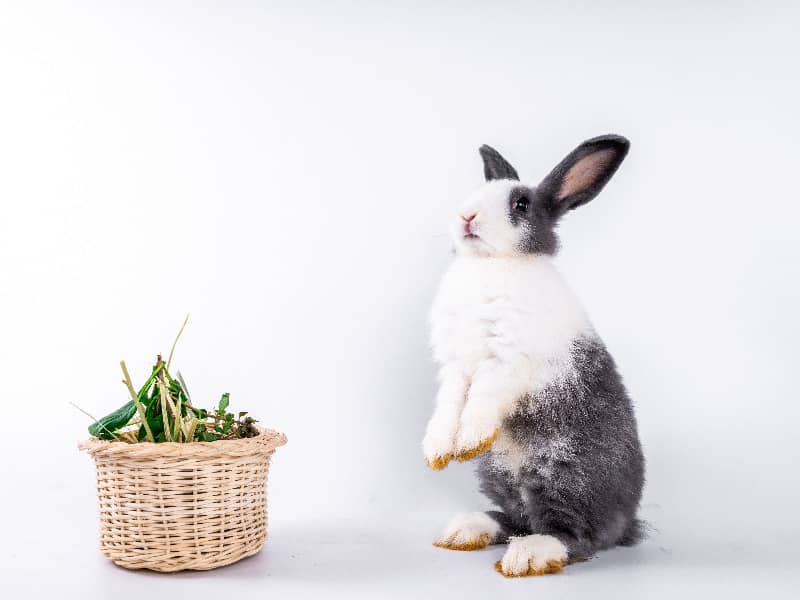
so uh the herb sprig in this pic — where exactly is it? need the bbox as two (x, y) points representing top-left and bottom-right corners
(80, 317), (259, 443)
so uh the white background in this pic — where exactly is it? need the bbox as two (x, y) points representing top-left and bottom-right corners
(1, 1), (798, 598)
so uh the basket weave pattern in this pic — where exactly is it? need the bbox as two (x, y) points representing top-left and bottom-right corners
(80, 429), (287, 572)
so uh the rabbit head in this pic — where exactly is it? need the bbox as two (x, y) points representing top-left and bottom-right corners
(452, 135), (630, 258)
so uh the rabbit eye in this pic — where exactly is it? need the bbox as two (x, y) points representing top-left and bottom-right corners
(514, 197), (530, 212)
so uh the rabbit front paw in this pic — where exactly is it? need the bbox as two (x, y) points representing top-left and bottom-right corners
(423, 416), (457, 470)
(454, 405), (500, 462)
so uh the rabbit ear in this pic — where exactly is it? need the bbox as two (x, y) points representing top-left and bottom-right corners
(538, 135), (629, 215)
(479, 145), (519, 181)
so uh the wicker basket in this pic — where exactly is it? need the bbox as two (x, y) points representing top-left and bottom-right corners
(80, 428), (287, 572)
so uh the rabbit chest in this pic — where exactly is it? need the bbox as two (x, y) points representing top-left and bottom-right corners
(430, 256), (590, 385)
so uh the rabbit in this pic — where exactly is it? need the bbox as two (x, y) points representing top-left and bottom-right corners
(423, 135), (644, 577)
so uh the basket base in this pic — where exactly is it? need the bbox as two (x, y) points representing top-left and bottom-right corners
(104, 538), (266, 572)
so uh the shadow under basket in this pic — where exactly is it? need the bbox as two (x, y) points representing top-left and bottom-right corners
(80, 428), (287, 572)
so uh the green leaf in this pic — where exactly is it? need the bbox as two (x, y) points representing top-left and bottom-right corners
(145, 396), (159, 419)
(88, 401), (137, 439)
(147, 414), (164, 439)
(139, 362), (164, 403)
(168, 379), (182, 398)
(218, 392), (230, 413)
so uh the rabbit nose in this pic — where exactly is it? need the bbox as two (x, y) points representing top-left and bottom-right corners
(461, 212), (477, 223)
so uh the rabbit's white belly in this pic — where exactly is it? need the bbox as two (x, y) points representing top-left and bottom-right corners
(430, 256), (591, 391)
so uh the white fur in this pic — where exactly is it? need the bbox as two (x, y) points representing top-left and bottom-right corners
(489, 427), (528, 473)
(422, 365), (466, 462)
(499, 534), (568, 576)
(452, 180), (529, 258)
(425, 253), (591, 461)
(434, 512), (501, 547)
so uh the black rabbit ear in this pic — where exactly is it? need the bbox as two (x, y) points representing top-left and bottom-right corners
(538, 135), (629, 215)
(479, 145), (519, 181)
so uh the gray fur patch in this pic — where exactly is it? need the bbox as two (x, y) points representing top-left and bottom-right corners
(477, 335), (645, 560)
(506, 185), (560, 255)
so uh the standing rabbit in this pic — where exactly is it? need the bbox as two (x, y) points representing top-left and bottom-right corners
(424, 135), (644, 577)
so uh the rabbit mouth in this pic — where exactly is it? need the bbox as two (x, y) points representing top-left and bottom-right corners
(461, 233), (496, 253)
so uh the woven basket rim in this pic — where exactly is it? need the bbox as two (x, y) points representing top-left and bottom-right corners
(79, 427), (287, 459)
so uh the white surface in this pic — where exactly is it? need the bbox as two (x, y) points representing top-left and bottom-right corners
(2, 1), (799, 598)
